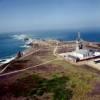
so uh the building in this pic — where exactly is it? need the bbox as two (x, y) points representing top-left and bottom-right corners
(60, 32), (100, 62)
(70, 49), (94, 60)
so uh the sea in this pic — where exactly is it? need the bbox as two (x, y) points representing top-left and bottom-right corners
(0, 30), (100, 62)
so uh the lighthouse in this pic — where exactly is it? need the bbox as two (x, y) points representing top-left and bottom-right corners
(76, 32), (83, 51)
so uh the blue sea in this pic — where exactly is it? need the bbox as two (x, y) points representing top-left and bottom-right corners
(0, 30), (100, 60)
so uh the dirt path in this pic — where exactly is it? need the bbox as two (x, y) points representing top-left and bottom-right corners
(0, 58), (59, 77)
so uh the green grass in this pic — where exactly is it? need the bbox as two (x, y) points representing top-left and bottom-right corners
(11, 74), (73, 100)
(49, 60), (100, 100)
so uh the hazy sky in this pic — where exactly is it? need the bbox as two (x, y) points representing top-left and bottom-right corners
(0, 0), (100, 32)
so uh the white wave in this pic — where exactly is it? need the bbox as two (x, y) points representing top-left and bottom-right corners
(20, 45), (31, 48)
(12, 34), (28, 41)
(12, 34), (33, 45)
(0, 57), (15, 64)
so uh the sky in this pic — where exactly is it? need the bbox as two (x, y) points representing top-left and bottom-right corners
(0, 0), (100, 32)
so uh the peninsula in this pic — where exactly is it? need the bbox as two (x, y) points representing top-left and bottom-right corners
(0, 33), (100, 100)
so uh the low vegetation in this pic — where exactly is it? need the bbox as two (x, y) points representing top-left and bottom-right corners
(0, 74), (73, 100)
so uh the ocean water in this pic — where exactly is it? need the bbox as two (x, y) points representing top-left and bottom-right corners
(0, 30), (100, 59)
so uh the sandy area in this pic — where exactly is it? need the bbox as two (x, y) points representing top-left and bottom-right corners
(86, 58), (100, 70)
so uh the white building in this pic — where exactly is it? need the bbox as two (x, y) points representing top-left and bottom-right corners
(62, 32), (100, 62)
(70, 49), (94, 60)
(69, 32), (100, 61)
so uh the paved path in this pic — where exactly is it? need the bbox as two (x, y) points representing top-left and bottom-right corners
(0, 58), (59, 77)
(21, 49), (41, 59)
(0, 64), (10, 74)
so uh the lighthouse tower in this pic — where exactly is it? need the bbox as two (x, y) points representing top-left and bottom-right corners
(76, 32), (83, 51)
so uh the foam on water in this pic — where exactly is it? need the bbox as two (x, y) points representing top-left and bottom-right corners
(0, 56), (15, 64)
(20, 45), (31, 48)
(12, 34), (28, 41)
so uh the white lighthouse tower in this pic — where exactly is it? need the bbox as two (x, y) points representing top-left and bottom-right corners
(76, 32), (81, 51)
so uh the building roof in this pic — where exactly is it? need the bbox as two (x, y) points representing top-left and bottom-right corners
(75, 49), (90, 55)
